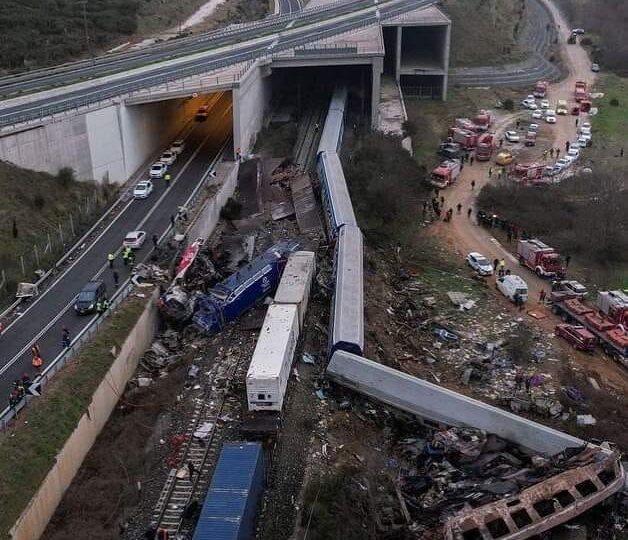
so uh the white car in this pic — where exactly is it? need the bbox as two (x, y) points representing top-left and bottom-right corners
(579, 126), (591, 136)
(545, 115), (557, 124)
(545, 109), (556, 117)
(123, 230), (147, 249)
(467, 252), (493, 276)
(149, 162), (167, 179)
(521, 99), (537, 110)
(543, 165), (556, 177)
(581, 121), (591, 130)
(540, 99), (550, 109)
(555, 158), (571, 171)
(578, 136), (591, 148)
(505, 131), (520, 143)
(531, 109), (543, 119)
(133, 180), (154, 199)
(528, 123), (539, 132)
(170, 140), (185, 155)
(563, 154), (576, 166)
(567, 147), (580, 160)
(160, 151), (176, 166)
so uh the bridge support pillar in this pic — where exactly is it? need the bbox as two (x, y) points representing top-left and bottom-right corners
(371, 56), (384, 129)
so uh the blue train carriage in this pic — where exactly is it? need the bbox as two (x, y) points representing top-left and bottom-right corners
(330, 224), (364, 356)
(193, 240), (299, 334)
(318, 86), (348, 155)
(192, 442), (265, 540)
(316, 151), (357, 239)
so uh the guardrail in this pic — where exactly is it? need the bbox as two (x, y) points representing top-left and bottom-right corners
(0, 143), (230, 431)
(0, 0), (424, 129)
(0, 281), (134, 431)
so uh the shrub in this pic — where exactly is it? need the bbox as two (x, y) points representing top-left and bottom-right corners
(402, 120), (418, 138)
(503, 98), (515, 111)
(32, 195), (46, 210)
(57, 167), (76, 187)
(610, 98), (619, 107)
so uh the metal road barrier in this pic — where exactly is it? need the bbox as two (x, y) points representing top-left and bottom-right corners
(0, 281), (134, 431)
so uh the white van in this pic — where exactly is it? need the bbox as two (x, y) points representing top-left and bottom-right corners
(496, 275), (529, 303)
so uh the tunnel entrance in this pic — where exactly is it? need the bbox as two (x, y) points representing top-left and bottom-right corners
(270, 64), (374, 130)
(400, 74), (443, 100)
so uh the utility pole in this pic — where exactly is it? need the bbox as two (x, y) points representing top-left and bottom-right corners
(79, 0), (94, 64)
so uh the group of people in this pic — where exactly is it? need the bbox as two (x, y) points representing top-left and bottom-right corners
(8, 374), (32, 409)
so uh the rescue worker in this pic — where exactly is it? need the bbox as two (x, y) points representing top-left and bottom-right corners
(498, 259), (506, 277)
(488, 167), (493, 178)
(107, 253), (115, 268)
(467, 208), (472, 219)
(62, 327), (71, 348)
(456, 203), (462, 214)
(128, 249), (135, 269)
(471, 180), (476, 190)
(549, 147), (554, 158)
(113, 270), (119, 289)
(32, 351), (43, 372)
(103, 297), (110, 312)
(152, 234), (159, 248)
(164, 173), (172, 187)
(539, 289), (547, 304)
(96, 299), (104, 315)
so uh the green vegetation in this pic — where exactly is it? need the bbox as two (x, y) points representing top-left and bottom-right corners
(343, 133), (429, 246)
(185, 0), (269, 33)
(443, 0), (526, 67)
(593, 75), (628, 145)
(0, 295), (148, 536)
(254, 122), (298, 158)
(0, 161), (113, 301)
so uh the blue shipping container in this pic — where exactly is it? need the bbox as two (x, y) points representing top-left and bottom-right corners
(193, 442), (265, 540)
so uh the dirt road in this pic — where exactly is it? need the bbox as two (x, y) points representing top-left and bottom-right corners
(431, 1), (626, 390)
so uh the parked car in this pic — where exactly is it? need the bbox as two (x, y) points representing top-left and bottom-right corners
(521, 98), (538, 109)
(579, 126), (591, 136)
(133, 180), (154, 199)
(160, 151), (176, 166)
(195, 105), (209, 121)
(572, 28), (585, 35)
(581, 121), (591, 130)
(543, 165), (556, 177)
(495, 151), (513, 166)
(540, 99), (550, 109)
(149, 162), (167, 179)
(74, 280), (107, 315)
(555, 280), (588, 298)
(591, 63), (600, 72)
(567, 147), (580, 160)
(554, 157), (571, 172)
(532, 109), (543, 119)
(170, 140), (185, 155)
(555, 324), (596, 351)
(496, 275), (528, 303)
(466, 252), (493, 276)
(505, 131), (520, 143)
(545, 114), (557, 124)
(123, 230), (147, 249)
(578, 135), (592, 147)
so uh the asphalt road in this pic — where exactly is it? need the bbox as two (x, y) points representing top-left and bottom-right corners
(0, 93), (233, 400)
(0, 0), (390, 99)
(0, 0), (429, 127)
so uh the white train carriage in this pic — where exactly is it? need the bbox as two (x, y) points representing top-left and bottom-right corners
(317, 151), (357, 238)
(274, 251), (316, 330)
(246, 304), (300, 412)
(318, 87), (347, 155)
(330, 225), (364, 356)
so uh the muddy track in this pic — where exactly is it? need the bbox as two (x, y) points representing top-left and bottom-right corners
(450, 0), (565, 87)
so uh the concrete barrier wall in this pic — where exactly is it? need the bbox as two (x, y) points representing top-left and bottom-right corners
(86, 105), (126, 183)
(9, 290), (160, 540)
(327, 351), (585, 456)
(185, 161), (239, 244)
(233, 65), (271, 156)
(0, 115), (93, 179)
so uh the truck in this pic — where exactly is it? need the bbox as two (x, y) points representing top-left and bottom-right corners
(551, 291), (628, 363)
(246, 304), (299, 411)
(575, 80), (588, 102)
(512, 163), (545, 184)
(454, 118), (480, 133)
(475, 133), (494, 161)
(524, 130), (537, 147)
(556, 100), (568, 115)
(533, 80), (549, 98)
(429, 159), (461, 188)
(448, 127), (478, 150)
(473, 109), (492, 131)
(193, 442), (265, 540)
(161, 240), (299, 331)
(517, 238), (565, 278)
(437, 141), (462, 160)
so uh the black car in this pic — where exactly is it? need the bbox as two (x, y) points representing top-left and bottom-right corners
(74, 280), (106, 315)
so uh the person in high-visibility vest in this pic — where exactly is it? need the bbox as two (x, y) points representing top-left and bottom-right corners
(107, 253), (115, 268)
(164, 173), (172, 187)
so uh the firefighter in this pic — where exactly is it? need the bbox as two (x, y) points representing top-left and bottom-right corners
(165, 173), (172, 187)
(96, 299), (103, 315)
(107, 253), (115, 268)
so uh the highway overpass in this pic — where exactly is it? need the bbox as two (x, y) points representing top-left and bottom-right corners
(0, 0), (450, 184)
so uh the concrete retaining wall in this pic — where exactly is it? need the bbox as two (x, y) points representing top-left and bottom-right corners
(327, 351), (585, 456)
(8, 290), (160, 540)
(185, 161), (239, 244)
(233, 65), (271, 157)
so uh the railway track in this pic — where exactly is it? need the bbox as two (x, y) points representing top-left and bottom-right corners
(294, 105), (326, 170)
(152, 354), (242, 536)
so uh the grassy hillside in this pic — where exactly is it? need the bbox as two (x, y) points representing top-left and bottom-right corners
(442, 0), (526, 67)
(0, 0), (268, 72)
(0, 162), (112, 299)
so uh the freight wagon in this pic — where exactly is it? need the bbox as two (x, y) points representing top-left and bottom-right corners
(273, 251), (316, 330)
(192, 442), (265, 540)
(317, 151), (357, 238)
(246, 304), (300, 411)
